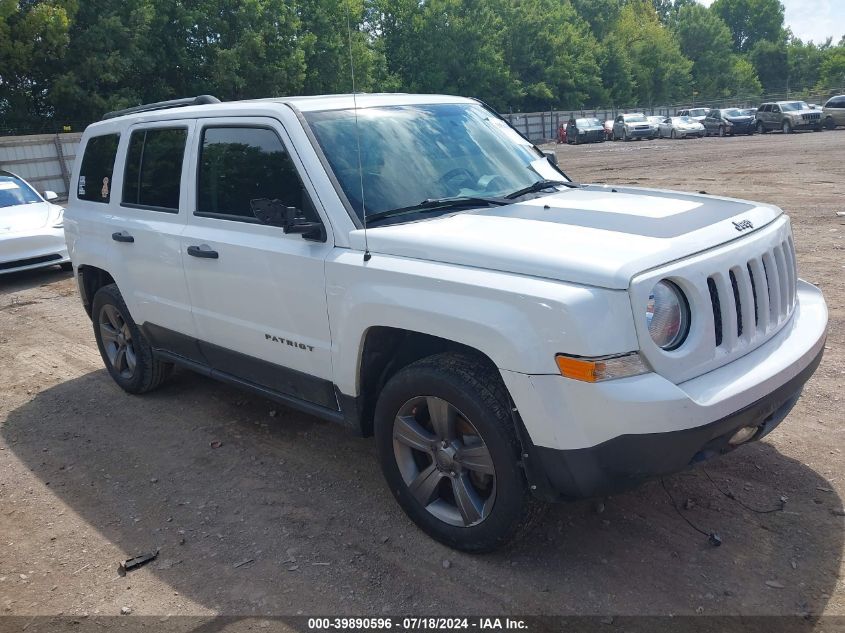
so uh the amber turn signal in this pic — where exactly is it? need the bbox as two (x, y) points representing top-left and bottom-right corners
(555, 352), (648, 382)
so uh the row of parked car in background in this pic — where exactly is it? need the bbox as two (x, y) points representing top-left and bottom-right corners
(560, 95), (845, 145)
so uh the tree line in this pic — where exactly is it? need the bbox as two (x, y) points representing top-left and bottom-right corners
(2, 0), (845, 132)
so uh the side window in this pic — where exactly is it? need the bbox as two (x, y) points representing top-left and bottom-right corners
(196, 126), (316, 223)
(772, 105), (780, 113)
(122, 128), (187, 212)
(760, 104), (770, 113)
(77, 134), (120, 203)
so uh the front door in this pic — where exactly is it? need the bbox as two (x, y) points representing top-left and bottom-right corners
(180, 118), (337, 409)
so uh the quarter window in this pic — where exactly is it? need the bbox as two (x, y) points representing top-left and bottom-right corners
(196, 126), (315, 222)
(122, 128), (187, 211)
(77, 134), (119, 203)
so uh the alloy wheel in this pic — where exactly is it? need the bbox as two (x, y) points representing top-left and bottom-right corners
(392, 396), (496, 527)
(99, 304), (137, 379)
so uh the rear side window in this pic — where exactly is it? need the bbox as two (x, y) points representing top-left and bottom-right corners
(77, 134), (119, 203)
(196, 126), (314, 222)
(122, 128), (187, 212)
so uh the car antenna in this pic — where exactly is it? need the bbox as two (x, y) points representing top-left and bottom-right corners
(345, 0), (370, 262)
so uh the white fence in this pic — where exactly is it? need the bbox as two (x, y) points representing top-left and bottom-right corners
(0, 133), (82, 200)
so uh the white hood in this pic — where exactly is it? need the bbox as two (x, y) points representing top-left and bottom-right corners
(0, 202), (55, 234)
(351, 186), (783, 290)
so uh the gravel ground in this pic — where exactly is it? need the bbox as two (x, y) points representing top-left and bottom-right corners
(0, 130), (843, 618)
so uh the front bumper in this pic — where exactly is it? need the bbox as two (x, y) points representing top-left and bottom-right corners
(0, 229), (69, 275)
(503, 280), (828, 500)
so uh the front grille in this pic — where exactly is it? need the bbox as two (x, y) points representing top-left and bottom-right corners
(0, 253), (62, 271)
(802, 113), (821, 121)
(706, 236), (796, 352)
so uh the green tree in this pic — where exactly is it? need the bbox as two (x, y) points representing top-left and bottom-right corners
(748, 38), (788, 91)
(817, 47), (845, 91)
(608, 0), (692, 105)
(495, 0), (604, 110)
(711, 0), (785, 53)
(674, 3), (734, 95)
(372, 0), (517, 109)
(0, 0), (75, 129)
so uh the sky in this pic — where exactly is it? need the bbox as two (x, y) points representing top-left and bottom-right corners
(698, 0), (845, 44)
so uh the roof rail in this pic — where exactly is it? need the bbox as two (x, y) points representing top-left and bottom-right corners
(102, 95), (221, 120)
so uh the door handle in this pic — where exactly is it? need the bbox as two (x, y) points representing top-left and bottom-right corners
(187, 244), (219, 259)
(112, 231), (134, 243)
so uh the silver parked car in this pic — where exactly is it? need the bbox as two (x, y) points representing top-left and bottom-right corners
(755, 101), (823, 134)
(612, 113), (655, 141)
(657, 116), (705, 139)
(676, 107), (710, 122)
(822, 95), (845, 129)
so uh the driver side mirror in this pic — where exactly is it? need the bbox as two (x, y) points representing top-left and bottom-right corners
(43, 190), (59, 201)
(250, 198), (326, 242)
(543, 150), (558, 166)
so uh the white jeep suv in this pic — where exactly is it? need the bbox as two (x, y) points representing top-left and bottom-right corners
(64, 94), (828, 552)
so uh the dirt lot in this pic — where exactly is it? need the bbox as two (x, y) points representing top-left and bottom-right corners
(0, 130), (843, 619)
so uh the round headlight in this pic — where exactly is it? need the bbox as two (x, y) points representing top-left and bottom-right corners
(646, 280), (690, 350)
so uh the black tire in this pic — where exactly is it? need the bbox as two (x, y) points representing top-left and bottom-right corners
(813, 125), (823, 132)
(91, 283), (172, 394)
(374, 352), (542, 552)
(670, 129), (676, 139)
(756, 120), (766, 134)
(782, 119), (792, 134)
(825, 117), (836, 130)
(719, 126), (726, 137)
(60, 262), (73, 272)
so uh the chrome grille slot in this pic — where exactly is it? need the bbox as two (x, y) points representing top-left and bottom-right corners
(706, 239), (796, 352)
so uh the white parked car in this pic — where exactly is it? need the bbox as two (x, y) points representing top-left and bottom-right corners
(64, 94), (828, 552)
(658, 115), (705, 139)
(0, 170), (69, 275)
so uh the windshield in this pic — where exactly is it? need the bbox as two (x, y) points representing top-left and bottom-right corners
(304, 103), (563, 221)
(781, 101), (809, 112)
(576, 118), (601, 127)
(723, 108), (744, 117)
(0, 172), (42, 209)
(674, 116), (694, 123)
(688, 108), (707, 117)
(623, 114), (647, 122)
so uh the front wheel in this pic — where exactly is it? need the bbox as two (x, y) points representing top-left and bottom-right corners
(825, 117), (836, 130)
(374, 353), (541, 552)
(782, 120), (792, 134)
(719, 126), (726, 137)
(92, 284), (172, 394)
(757, 121), (766, 134)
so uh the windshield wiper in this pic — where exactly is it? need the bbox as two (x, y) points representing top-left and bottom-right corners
(504, 179), (579, 199)
(365, 195), (509, 225)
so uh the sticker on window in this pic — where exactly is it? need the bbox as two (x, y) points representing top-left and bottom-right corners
(78, 176), (86, 196)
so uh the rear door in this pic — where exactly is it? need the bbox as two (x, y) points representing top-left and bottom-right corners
(833, 97), (845, 125)
(770, 104), (781, 129)
(180, 118), (337, 409)
(112, 122), (198, 351)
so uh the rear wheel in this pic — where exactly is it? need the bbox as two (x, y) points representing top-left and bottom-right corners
(374, 353), (541, 552)
(92, 284), (172, 394)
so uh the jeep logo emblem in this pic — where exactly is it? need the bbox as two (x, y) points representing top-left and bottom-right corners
(732, 219), (754, 232)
